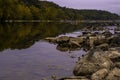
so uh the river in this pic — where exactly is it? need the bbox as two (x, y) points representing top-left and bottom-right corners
(0, 22), (119, 80)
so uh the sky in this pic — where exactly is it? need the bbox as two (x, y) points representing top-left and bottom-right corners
(47, 0), (120, 15)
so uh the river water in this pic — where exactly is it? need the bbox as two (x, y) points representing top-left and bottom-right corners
(0, 22), (119, 80)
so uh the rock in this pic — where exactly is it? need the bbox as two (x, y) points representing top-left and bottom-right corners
(115, 62), (120, 68)
(70, 37), (84, 44)
(51, 74), (57, 80)
(45, 37), (57, 43)
(106, 68), (120, 80)
(104, 50), (120, 62)
(96, 43), (109, 51)
(73, 51), (113, 76)
(102, 30), (112, 37)
(41, 78), (48, 80)
(82, 31), (91, 36)
(93, 36), (107, 46)
(59, 76), (89, 80)
(108, 35), (120, 47)
(69, 40), (81, 47)
(56, 36), (69, 43)
(89, 36), (97, 46)
(91, 68), (109, 80)
(56, 45), (69, 52)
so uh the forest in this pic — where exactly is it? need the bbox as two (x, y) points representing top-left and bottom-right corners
(0, 0), (120, 21)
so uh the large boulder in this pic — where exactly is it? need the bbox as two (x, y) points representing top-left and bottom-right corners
(73, 51), (113, 76)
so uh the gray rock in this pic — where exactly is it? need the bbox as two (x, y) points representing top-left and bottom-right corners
(91, 68), (109, 80)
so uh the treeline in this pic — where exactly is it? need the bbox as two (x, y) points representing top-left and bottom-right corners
(0, 0), (120, 21)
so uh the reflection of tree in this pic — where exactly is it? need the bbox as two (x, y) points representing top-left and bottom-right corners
(0, 22), (82, 51)
(0, 22), (118, 51)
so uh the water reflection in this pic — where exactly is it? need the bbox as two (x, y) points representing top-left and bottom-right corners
(0, 22), (120, 80)
(0, 22), (82, 51)
(0, 22), (119, 52)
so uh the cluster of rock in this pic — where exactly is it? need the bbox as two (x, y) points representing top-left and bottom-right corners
(45, 30), (120, 51)
(59, 48), (120, 80)
(44, 30), (120, 80)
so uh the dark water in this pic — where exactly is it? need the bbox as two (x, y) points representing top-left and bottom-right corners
(0, 22), (119, 80)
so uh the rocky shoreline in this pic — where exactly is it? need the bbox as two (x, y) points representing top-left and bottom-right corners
(58, 48), (120, 80)
(44, 30), (120, 80)
(45, 30), (120, 51)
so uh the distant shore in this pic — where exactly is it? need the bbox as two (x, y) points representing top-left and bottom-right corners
(3, 20), (120, 23)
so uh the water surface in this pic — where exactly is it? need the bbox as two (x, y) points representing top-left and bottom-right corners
(0, 22), (119, 80)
